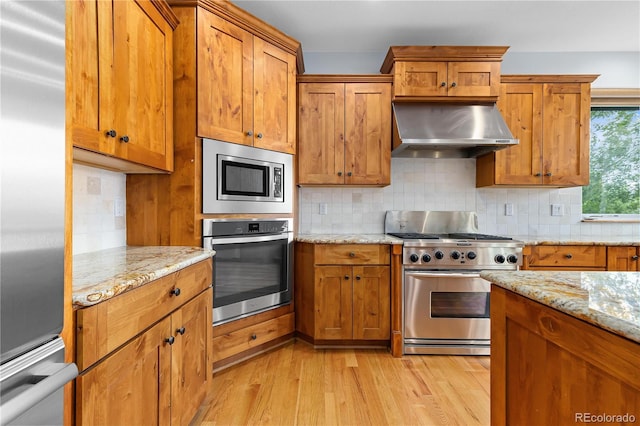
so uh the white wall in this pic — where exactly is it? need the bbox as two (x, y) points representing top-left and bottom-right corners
(298, 159), (639, 240)
(302, 51), (640, 88)
(72, 164), (126, 254)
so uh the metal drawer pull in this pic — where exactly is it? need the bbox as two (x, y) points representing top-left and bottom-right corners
(632, 255), (639, 260)
(344, 275), (350, 280)
(251, 334), (257, 340)
(170, 288), (181, 296)
(176, 327), (186, 335)
(165, 336), (175, 345)
(120, 135), (129, 143)
(440, 82), (446, 87)
(349, 252), (356, 257)
(545, 172), (552, 177)
(338, 171), (343, 176)
(105, 129), (117, 138)
(565, 254), (573, 259)
(534, 172), (542, 177)
(451, 82), (457, 87)
(246, 130), (253, 136)
(355, 275), (361, 280)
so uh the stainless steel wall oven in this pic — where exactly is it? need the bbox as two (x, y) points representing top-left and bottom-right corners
(202, 218), (293, 325)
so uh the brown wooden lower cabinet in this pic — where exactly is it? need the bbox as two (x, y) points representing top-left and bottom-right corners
(295, 243), (391, 344)
(607, 246), (640, 271)
(523, 245), (606, 270)
(75, 261), (213, 426)
(491, 285), (640, 426)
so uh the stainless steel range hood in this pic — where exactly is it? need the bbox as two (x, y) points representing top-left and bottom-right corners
(391, 103), (518, 158)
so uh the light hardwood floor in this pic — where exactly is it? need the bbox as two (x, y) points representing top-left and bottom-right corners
(196, 340), (490, 425)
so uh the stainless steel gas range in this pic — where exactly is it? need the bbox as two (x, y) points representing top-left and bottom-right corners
(385, 211), (524, 355)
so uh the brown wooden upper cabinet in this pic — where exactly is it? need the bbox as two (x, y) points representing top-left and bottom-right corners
(477, 75), (598, 187)
(68, 0), (178, 173)
(297, 75), (392, 186)
(380, 46), (507, 101)
(197, 9), (297, 154)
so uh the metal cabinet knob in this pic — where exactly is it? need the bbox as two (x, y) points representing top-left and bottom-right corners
(565, 254), (573, 259)
(165, 336), (175, 345)
(534, 173), (542, 177)
(176, 327), (186, 335)
(120, 135), (129, 143)
(257, 133), (263, 139)
(105, 129), (117, 138)
(251, 334), (257, 340)
(545, 172), (552, 177)
(440, 82), (446, 87)
(337, 171), (343, 176)
(347, 172), (352, 177)
(451, 82), (457, 87)
(246, 130), (253, 136)
(355, 275), (361, 280)
(632, 255), (639, 261)
(170, 288), (181, 296)
(349, 252), (356, 257)
(344, 275), (350, 280)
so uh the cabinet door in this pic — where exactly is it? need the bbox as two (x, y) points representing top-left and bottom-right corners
(253, 38), (297, 154)
(197, 9), (253, 145)
(607, 247), (640, 271)
(67, 0), (115, 154)
(76, 317), (172, 426)
(447, 61), (500, 97)
(171, 289), (213, 426)
(298, 83), (345, 184)
(112, 0), (174, 171)
(493, 83), (544, 184)
(542, 82), (591, 186)
(344, 83), (391, 185)
(394, 61), (447, 97)
(314, 266), (352, 340)
(352, 266), (390, 340)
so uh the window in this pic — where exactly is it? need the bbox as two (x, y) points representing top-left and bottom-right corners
(582, 90), (640, 220)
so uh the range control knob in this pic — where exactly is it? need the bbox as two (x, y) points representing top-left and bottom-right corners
(450, 251), (461, 260)
(507, 254), (519, 264)
(422, 253), (432, 263)
(434, 251), (445, 260)
(467, 251), (477, 260)
(495, 254), (506, 264)
(409, 254), (420, 263)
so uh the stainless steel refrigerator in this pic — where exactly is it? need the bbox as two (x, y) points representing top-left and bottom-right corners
(0, 1), (78, 424)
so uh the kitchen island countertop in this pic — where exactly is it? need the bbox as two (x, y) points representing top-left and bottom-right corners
(73, 246), (215, 307)
(481, 270), (640, 344)
(295, 233), (403, 244)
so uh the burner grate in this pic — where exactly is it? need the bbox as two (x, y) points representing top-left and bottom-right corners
(447, 233), (513, 241)
(386, 232), (440, 239)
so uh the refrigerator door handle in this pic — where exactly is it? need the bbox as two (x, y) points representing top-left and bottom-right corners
(0, 363), (78, 426)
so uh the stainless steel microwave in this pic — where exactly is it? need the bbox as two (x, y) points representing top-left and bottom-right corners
(202, 139), (293, 214)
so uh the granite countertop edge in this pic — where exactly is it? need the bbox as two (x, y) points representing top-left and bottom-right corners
(482, 270), (640, 344)
(73, 246), (215, 308)
(295, 233), (404, 244)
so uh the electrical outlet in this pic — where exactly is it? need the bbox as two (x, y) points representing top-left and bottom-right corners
(114, 198), (125, 217)
(505, 203), (514, 216)
(551, 204), (564, 216)
(319, 203), (328, 215)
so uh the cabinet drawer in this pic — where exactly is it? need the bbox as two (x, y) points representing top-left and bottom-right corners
(212, 312), (294, 362)
(76, 259), (213, 370)
(315, 244), (390, 265)
(527, 245), (606, 268)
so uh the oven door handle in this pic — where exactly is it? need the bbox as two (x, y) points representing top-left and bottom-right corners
(405, 271), (482, 279)
(208, 233), (290, 246)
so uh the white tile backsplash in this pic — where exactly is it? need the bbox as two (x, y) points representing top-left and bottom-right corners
(73, 164), (126, 254)
(298, 158), (640, 239)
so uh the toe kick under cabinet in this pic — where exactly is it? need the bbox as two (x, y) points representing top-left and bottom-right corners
(74, 260), (213, 426)
(295, 243), (391, 345)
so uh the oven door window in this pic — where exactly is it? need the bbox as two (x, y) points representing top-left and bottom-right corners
(212, 238), (288, 307)
(431, 292), (490, 318)
(220, 159), (268, 197)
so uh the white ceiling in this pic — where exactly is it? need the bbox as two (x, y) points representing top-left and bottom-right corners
(234, 1), (640, 54)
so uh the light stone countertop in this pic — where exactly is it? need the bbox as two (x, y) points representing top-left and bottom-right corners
(73, 246), (215, 307)
(295, 234), (404, 244)
(513, 236), (639, 246)
(481, 270), (640, 344)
